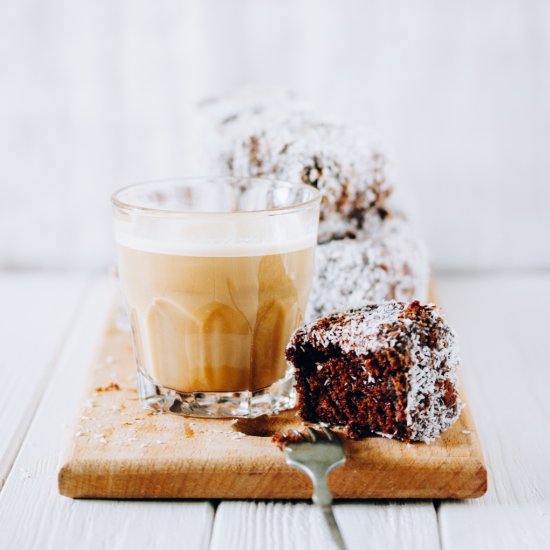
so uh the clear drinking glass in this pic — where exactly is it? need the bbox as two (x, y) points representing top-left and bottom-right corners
(111, 177), (320, 417)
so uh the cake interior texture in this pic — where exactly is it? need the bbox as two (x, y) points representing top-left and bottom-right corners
(286, 301), (461, 442)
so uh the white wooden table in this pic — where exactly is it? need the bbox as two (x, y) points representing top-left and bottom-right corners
(0, 271), (548, 550)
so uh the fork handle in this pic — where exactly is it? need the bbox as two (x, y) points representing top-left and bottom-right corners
(312, 478), (347, 550)
(319, 504), (346, 550)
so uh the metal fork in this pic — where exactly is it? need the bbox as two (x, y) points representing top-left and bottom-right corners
(282, 427), (347, 550)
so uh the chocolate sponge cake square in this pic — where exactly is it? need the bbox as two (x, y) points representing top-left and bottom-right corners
(286, 301), (461, 442)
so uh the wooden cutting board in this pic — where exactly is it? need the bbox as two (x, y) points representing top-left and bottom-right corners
(58, 306), (487, 500)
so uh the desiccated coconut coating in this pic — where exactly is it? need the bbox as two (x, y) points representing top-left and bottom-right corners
(196, 90), (394, 241)
(227, 115), (392, 242)
(286, 301), (461, 443)
(198, 90), (391, 242)
(307, 215), (430, 321)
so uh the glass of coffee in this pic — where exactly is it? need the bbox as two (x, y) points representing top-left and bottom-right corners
(112, 177), (320, 417)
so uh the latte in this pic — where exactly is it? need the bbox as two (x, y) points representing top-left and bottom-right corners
(118, 243), (314, 392)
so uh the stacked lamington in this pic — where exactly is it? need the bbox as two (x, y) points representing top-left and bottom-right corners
(198, 90), (429, 318)
(198, 90), (461, 442)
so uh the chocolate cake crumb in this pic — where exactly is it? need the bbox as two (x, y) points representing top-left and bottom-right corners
(286, 301), (461, 443)
(95, 382), (121, 392)
(183, 422), (195, 438)
(272, 431), (306, 450)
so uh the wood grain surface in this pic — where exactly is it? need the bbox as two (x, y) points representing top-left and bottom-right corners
(58, 305), (487, 500)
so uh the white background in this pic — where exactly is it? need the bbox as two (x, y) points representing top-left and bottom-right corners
(1, 0), (549, 271)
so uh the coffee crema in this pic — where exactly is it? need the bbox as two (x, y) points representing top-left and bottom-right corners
(118, 244), (315, 393)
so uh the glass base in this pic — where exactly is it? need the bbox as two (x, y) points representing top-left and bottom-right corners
(137, 367), (296, 418)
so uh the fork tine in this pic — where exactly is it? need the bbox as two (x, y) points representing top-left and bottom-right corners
(321, 426), (335, 441)
(309, 427), (328, 441)
(305, 427), (317, 442)
(290, 429), (303, 439)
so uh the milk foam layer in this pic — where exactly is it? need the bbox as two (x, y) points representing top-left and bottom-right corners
(114, 214), (315, 257)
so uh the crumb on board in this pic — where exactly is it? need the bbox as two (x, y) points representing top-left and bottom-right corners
(95, 382), (121, 392)
(183, 422), (195, 438)
(272, 431), (306, 450)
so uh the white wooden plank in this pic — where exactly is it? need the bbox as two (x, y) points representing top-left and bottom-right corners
(0, 276), (214, 550)
(439, 504), (550, 550)
(210, 501), (439, 550)
(334, 503), (440, 550)
(0, 273), (89, 487)
(436, 274), (550, 550)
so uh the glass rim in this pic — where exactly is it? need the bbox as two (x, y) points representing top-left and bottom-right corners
(111, 176), (321, 217)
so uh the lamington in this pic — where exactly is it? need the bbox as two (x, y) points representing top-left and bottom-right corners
(307, 215), (430, 320)
(227, 115), (392, 242)
(286, 301), (461, 443)
(197, 90), (394, 242)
